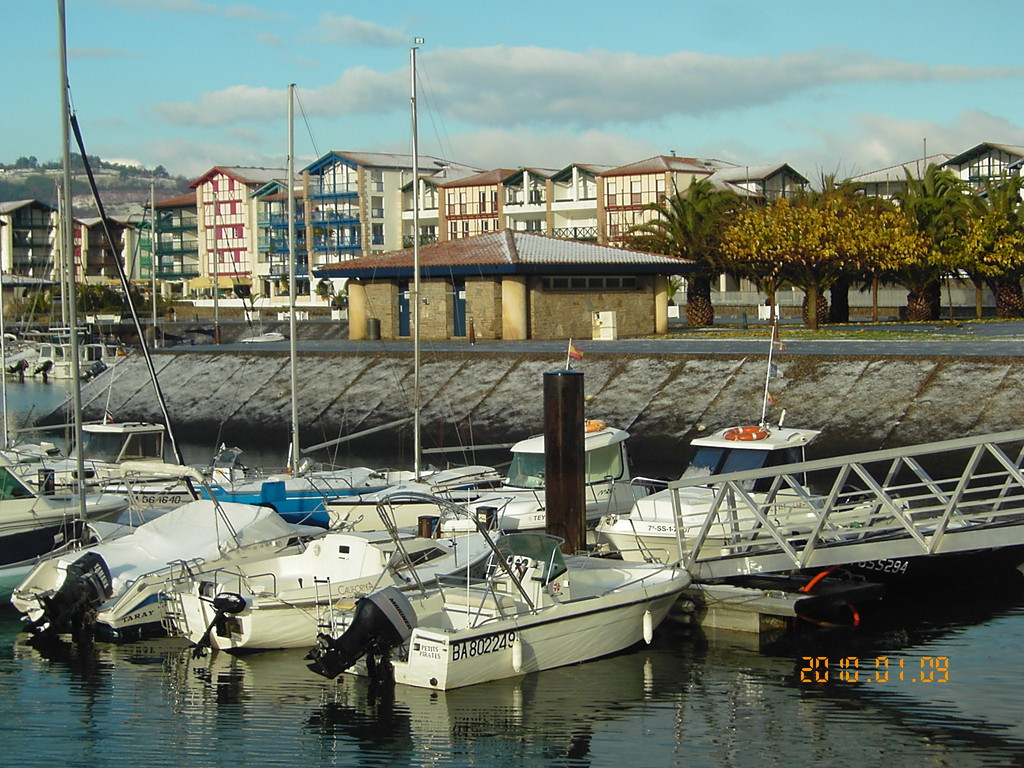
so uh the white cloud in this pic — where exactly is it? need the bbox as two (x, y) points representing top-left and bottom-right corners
(414, 128), (660, 170)
(418, 46), (1019, 127)
(312, 14), (407, 47)
(154, 85), (287, 126)
(152, 45), (1020, 133)
(777, 109), (1024, 181)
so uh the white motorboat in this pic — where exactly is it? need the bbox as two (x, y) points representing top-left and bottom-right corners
(594, 421), (823, 564)
(306, 531), (689, 690)
(239, 332), (286, 344)
(0, 456), (129, 599)
(30, 340), (111, 380)
(10, 494), (319, 643)
(326, 420), (646, 534)
(164, 520), (495, 653)
(13, 421), (196, 509)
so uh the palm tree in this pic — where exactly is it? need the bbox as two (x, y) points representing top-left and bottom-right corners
(895, 164), (976, 321)
(625, 178), (741, 327)
(962, 174), (1024, 317)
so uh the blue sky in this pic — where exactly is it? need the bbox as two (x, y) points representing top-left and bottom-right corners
(5, 0), (1023, 182)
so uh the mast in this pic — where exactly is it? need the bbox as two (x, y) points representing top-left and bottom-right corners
(212, 189), (220, 344)
(150, 181), (158, 348)
(58, 0), (87, 517)
(0, 261), (7, 451)
(411, 40), (423, 480)
(287, 83), (300, 475)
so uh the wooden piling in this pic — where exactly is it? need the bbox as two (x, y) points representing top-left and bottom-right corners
(543, 369), (586, 554)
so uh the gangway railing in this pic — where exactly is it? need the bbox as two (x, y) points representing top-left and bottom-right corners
(669, 429), (1024, 581)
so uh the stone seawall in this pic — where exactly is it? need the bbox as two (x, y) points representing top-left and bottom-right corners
(64, 348), (1024, 472)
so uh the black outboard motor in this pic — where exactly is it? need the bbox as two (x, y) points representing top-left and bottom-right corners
(307, 586), (416, 680)
(191, 591), (249, 658)
(26, 552), (113, 644)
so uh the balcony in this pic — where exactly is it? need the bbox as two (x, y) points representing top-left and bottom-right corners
(309, 183), (359, 199)
(311, 210), (359, 226)
(402, 233), (439, 248)
(269, 213), (306, 228)
(551, 226), (598, 242)
(156, 244), (198, 257)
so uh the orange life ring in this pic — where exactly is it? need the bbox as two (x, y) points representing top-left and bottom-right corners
(723, 425), (770, 441)
(585, 419), (607, 433)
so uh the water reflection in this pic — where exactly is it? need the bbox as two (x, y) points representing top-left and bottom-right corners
(2, 576), (1024, 768)
(306, 644), (678, 767)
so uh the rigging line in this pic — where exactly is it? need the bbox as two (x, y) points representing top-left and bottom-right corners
(68, 112), (185, 466)
(293, 89), (320, 160)
(415, 61), (455, 162)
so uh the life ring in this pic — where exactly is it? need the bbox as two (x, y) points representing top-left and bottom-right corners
(585, 419), (607, 433)
(723, 425), (770, 441)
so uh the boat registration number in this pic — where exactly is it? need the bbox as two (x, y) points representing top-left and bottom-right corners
(451, 631), (517, 662)
(135, 494), (188, 507)
(856, 558), (910, 575)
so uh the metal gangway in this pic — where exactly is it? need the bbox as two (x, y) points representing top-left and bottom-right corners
(668, 429), (1024, 581)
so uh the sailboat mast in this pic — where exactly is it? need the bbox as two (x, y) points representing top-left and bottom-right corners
(151, 181), (158, 348)
(58, 0), (87, 517)
(287, 83), (300, 475)
(410, 41), (423, 480)
(0, 262), (8, 451)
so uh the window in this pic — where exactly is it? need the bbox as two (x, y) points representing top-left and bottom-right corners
(541, 276), (639, 291)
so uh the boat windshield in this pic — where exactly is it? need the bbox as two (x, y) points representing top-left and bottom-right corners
(0, 466), (35, 500)
(683, 445), (807, 492)
(686, 445), (806, 478)
(79, 430), (164, 463)
(495, 533), (567, 583)
(506, 443), (624, 489)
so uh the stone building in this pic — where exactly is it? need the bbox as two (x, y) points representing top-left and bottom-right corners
(313, 229), (694, 341)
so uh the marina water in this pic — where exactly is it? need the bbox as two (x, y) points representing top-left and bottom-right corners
(3, 380), (1024, 766)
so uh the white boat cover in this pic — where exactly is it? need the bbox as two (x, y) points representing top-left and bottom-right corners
(55, 500), (299, 594)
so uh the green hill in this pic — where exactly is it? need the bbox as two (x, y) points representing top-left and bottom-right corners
(0, 154), (191, 217)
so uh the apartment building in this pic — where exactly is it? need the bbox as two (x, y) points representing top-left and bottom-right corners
(305, 151), (481, 275)
(0, 199), (56, 279)
(437, 168), (517, 241)
(74, 216), (131, 284)
(252, 179), (307, 299)
(846, 154), (956, 200)
(154, 191), (200, 297)
(401, 162), (482, 247)
(942, 142), (1024, 188)
(189, 166), (284, 295)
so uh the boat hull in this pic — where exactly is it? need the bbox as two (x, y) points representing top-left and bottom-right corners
(341, 566), (687, 690)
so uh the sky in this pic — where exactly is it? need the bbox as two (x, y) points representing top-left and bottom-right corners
(4, 0), (1023, 183)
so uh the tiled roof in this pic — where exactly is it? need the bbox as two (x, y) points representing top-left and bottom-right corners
(156, 191), (197, 208)
(600, 155), (714, 177)
(709, 163), (809, 185)
(0, 199), (54, 214)
(307, 151), (481, 176)
(438, 169), (519, 188)
(314, 229), (694, 278)
(944, 142), (1024, 167)
(189, 166), (285, 188)
(847, 155), (955, 183)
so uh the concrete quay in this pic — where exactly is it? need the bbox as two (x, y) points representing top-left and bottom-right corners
(68, 318), (1024, 472)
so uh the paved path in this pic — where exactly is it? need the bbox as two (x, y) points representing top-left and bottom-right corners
(164, 318), (1024, 357)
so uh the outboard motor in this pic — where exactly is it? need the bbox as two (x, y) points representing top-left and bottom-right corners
(26, 552), (113, 643)
(307, 586), (416, 680)
(33, 359), (54, 379)
(191, 591), (249, 658)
